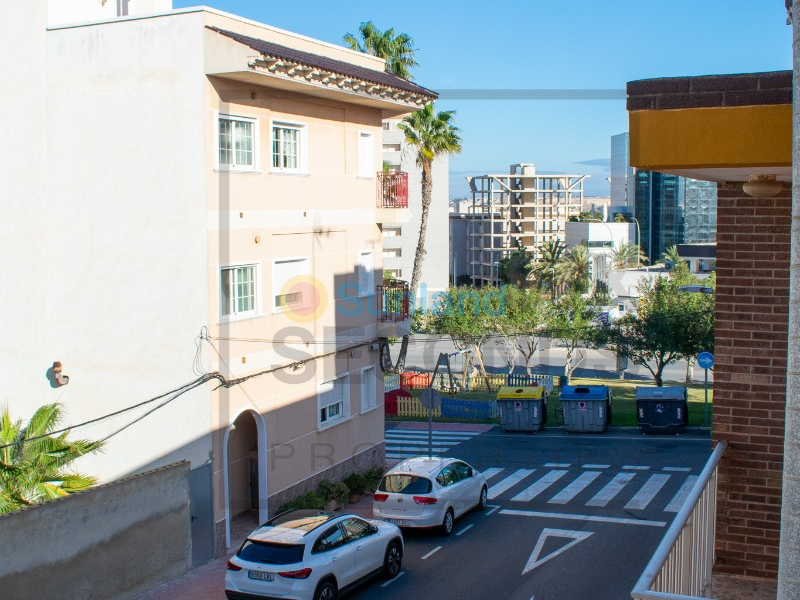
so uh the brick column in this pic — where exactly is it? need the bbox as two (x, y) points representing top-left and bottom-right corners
(713, 182), (790, 577)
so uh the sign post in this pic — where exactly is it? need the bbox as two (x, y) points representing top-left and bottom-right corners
(696, 352), (714, 427)
(420, 387), (442, 457)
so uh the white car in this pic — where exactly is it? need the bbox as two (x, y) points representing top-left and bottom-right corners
(372, 457), (488, 535)
(225, 510), (403, 600)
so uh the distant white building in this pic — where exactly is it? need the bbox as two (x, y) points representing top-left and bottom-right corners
(565, 221), (634, 292)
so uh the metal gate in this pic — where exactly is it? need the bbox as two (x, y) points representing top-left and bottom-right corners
(188, 463), (214, 566)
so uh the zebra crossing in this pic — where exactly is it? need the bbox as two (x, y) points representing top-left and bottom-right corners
(385, 429), (484, 460)
(483, 465), (697, 515)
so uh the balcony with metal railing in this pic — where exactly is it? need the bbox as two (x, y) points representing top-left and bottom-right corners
(376, 280), (411, 337)
(376, 171), (410, 224)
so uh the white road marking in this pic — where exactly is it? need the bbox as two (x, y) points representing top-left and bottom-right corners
(480, 468), (503, 481)
(500, 508), (667, 527)
(488, 469), (536, 499)
(548, 471), (602, 504)
(663, 466), (692, 472)
(485, 505), (500, 516)
(522, 528), (594, 575)
(622, 465), (650, 471)
(385, 433), (470, 441)
(512, 470), (568, 502)
(381, 571), (406, 587)
(586, 472), (636, 507)
(625, 474), (671, 511)
(544, 462), (571, 468)
(387, 453), (422, 459)
(385, 446), (452, 452)
(387, 430), (484, 436)
(582, 464), (610, 469)
(665, 476), (699, 513)
(455, 524), (474, 536)
(421, 546), (442, 560)
(383, 439), (461, 446)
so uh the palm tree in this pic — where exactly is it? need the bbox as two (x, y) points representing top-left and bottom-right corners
(343, 22), (418, 80)
(498, 248), (531, 287)
(386, 104), (461, 372)
(0, 403), (103, 513)
(662, 245), (683, 268)
(556, 245), (592, 293)
(612, 243), (646, 270)
(528, 239), (565, 293)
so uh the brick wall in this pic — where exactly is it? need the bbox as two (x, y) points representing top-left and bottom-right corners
(713, 182), (790, 578)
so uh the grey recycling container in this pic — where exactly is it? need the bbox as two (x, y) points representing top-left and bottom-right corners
(559, 385), (612, 433)
(635, 386), (689, 434)
(496, 386), (546, 432)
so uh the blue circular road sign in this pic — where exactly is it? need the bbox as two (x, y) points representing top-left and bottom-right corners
(697, 352), (714, 370)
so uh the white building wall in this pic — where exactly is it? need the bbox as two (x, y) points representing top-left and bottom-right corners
(0, 7), (212, 481)
(382, 120), (449, 306)
(47, 0), (173, 26)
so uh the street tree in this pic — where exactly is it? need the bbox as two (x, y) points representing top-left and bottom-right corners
(343, 22), (418, 79)
(556, 244), (592, 293)
(502, 286), (549, 376)
(544, 291), (599, 382)
(528, 239), (565, 293)
(603, 262), (714, 386)
(1, 403), (103, 513)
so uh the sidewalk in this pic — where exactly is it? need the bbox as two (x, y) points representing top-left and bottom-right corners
(132, 496), (377, 600)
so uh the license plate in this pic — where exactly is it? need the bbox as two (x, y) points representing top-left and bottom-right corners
(386, 518), (412, 526)
(248, 570), (274, 581)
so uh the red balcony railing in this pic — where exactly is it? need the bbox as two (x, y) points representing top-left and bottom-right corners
(377, 281), (410, 322)
(377, 171), (409, 208)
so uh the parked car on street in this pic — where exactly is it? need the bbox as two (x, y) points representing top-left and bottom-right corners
(372, 456), (488, 535)
(225, 509), (403, 600)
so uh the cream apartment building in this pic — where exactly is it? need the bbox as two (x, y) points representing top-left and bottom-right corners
(2, 0), (431, 561)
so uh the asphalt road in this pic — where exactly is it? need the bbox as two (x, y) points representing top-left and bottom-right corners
(400, 335), (714, 384)
(354, 426), (713, 600)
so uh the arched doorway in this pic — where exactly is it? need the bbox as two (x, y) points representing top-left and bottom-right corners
(224, 410), (267, 548)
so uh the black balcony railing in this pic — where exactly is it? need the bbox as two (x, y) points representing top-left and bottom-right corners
(377, 171), (409, 208)
(377, 281), (410, 322)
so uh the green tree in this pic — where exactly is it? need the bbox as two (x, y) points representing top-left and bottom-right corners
(612, 243), (646, 270)
(387, 104), (461, 372)
(498, 249), (532, 288)
(1, 403), (103, 513)
(528, 239), (565, 293)
(544, 291), (599, 382)
(556, 245), (592, 293)
(662, 245), (683, 268)
(343, 21), (418, 79)
(603, 263), (714, 386)
(502, 287), (549, 375)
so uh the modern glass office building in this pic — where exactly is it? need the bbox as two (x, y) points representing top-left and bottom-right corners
(633, 170), (717, 264)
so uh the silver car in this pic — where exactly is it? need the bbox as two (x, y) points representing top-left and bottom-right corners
(372, 457), (488, 535)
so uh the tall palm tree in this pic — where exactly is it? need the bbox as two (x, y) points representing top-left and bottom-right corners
(556, 245), (592, 293)
(385, 104), (461, 372)
(612, 243), (647, 270)
(498, 248), (532, 287)
(528, 239), (565, 293)
(343, 21), (418, 80)
(0, 403), (103, 513)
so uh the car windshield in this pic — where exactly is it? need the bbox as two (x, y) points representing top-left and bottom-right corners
(379, 474), (433, 494)
(237, 540), (305, 565)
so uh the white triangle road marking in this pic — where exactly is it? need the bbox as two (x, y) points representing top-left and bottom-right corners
(522, 528), (594, 575)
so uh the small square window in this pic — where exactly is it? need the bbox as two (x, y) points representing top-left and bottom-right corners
(218, 115), (257, 170)
(361, 366), (377, 413)
(272, 122), (306, 172)
(221, 264), (258, 318)
(319, 374), (350, 428)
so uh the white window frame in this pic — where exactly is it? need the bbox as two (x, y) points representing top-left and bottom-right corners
(219, 262), (261, 322)
(358, 251), (375, 298)
(360, 366), (377, 413)
(357, 131), (375, 179)
(216, 112), (260, 172)
(318, 373), (350, 429)
(272, 256), (311, 312)
(271, 120), (308, 174)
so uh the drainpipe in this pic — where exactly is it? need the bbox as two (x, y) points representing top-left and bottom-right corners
(781, 1), (800, 597)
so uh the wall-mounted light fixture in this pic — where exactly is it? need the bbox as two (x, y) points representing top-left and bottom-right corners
(52, 361), (69, 386)
(743, 175), (783, 199)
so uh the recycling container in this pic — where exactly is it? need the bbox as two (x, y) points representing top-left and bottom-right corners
(496, 386), (546, 432)
(635, 386), (689, 434)
(559, 385), (612, 433)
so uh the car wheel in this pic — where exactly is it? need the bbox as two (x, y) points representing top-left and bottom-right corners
(314, 580), (337, 600)
(382, 541), (403, 579)
(477, 485), (488, 511)
(441, 508), (455, 536)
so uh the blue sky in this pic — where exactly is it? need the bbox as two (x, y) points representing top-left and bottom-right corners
(178, 1), (792, 197)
